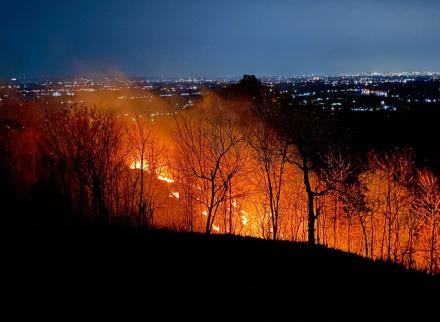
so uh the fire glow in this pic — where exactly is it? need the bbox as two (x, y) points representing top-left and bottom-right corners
(241, 210), (249, 226)
(170, 191), (180, 199)
(129, 160), (174, 183)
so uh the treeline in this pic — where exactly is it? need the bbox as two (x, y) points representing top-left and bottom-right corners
(0, 90), (438, 274)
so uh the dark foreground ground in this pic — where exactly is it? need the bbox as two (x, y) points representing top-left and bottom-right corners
(3, 225), (439, 322)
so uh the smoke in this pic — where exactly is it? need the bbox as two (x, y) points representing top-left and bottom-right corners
(34, 69), (261, 148)
(195, 89), (258, 127)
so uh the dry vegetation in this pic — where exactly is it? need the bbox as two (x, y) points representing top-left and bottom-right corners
(1, 87), (439, 275)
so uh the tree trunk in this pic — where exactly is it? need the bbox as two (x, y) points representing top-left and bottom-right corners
(333, 197), (338, 248)
(429, 220), (436, 274)
(307, 191), (315, 245)
(359, 216), (369, 257)
(302, 161), (316, 245)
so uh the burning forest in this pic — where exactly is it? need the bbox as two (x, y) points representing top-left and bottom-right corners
(3, 2), (440, 320)
(1, 79), (439, 275)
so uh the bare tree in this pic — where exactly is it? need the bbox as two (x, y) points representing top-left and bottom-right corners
(246, 117), (289, 240)
(173, 102), (244, 234)
(276, 106), (344, 245)
(368, 149), (414, 262)
(44, 105), (124, 222)
(125, 114), (162, 227)
(412, 169), (440, 274)
(341, 181), (370, 256)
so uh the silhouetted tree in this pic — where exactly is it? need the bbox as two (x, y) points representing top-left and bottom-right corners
(125, 114), (162, 227)
(277, 106), (343, 245)
(247, 117), (289, 240)
(173, 101), (244, 234)
(44, 105), (123, 222)
(412, 169), (440, 274)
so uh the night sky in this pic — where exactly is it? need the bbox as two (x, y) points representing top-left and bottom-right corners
(1, 0), (440, 78)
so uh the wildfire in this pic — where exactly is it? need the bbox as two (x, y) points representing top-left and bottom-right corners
(157, 174), (174, 183)
(129, 160), (174, 183)
(156, 165), (174, 183)
(212, 224), (220, 232)
(240, 210), (249, 226)
(170, 191), (180, 199)
(129, 160), (149, 170)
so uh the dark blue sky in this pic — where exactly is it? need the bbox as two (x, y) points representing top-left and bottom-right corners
(1, 0), (440, 78)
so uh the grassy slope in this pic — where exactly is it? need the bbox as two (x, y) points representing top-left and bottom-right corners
(4, 226), (439, 322)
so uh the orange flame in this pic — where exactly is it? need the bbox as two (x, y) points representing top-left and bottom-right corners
(129, 160), (174, 183)
(241, 210), (249, 226)
(129, 160), (149, 170)
(170, 191), (180, 199)
(156, 165), (174, 183)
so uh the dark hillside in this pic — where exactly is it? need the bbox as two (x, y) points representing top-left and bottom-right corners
(4, 226), (439, 322)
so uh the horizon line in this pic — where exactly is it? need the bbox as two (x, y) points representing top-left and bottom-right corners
(3, 71), (440, 82)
